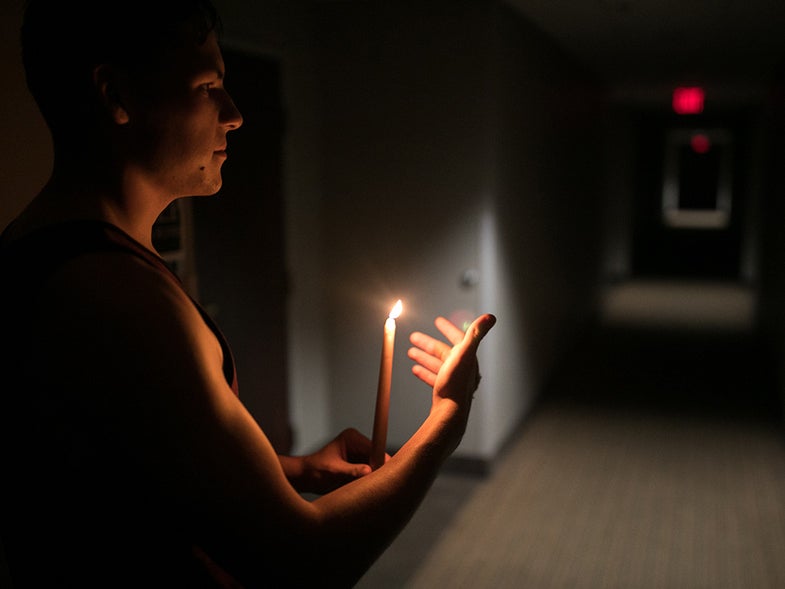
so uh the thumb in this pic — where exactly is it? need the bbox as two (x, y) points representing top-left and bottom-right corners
(354, 463), (372, 477)
(463, 313), (496, 353)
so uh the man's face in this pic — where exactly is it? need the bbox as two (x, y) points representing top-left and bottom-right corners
(121, 30), (243, 199)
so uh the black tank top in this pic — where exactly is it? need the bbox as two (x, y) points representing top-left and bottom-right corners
(0, 219), (241, 587)
(0, 219), (238, 394)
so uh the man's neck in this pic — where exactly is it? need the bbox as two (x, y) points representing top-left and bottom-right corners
(11, 166), (172, 252)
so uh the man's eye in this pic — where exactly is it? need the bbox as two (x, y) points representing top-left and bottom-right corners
(200, 83), (214, 92)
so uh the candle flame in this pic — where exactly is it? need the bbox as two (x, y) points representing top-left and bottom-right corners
(389, 299), (403, 320)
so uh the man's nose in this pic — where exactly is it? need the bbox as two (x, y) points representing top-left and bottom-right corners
(221, 91), (243, 130)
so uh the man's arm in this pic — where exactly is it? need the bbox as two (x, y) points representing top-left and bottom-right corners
(38, 251), (494, 587)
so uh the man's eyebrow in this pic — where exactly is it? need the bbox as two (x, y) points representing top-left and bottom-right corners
(193, 66), (224, 80)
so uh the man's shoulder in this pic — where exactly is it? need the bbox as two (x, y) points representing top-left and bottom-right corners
(46, 248), (189, 309)
(36, 248), (224, 394)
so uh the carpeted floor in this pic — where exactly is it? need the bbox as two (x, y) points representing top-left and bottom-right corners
(357, 317), (785, 588)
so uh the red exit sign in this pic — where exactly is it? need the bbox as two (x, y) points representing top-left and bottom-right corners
(672, 86), (705, 115)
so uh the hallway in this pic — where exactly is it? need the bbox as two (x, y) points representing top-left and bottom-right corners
(357, 282), (785, 588)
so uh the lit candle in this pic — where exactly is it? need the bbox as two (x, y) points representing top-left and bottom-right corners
(370, 299), (403, 470)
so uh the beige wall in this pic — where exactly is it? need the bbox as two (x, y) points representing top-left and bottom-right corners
(482, 2), (605, 457)
(216, 0), (607, 462)
(0, 0), (52, 230)
(314, 1), (605, 460)
(214, 0), (334, 453)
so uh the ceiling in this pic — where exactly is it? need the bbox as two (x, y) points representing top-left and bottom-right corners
(504, 0), (785, 93)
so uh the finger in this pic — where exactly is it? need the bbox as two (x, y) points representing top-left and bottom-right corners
(352, 463), (372, 477)
(407, 346), (443, 374)
(409, 330), (452, 360)
(434, 316), (466, 346)
(329, 462), (371, 488)
(411, 364), (437, 387)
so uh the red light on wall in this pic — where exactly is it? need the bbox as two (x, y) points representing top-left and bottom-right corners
(672, 86), (705, 115)
(690, 133), (711, 154)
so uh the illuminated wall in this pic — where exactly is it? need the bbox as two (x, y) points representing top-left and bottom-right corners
(213, 0), (607, 461)
(314, 1), (605, 462)
(479, 3), (605, 459)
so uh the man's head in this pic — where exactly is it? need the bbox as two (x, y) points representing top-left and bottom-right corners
(21, 0), (221, 149)
(21, 0), (242, 199)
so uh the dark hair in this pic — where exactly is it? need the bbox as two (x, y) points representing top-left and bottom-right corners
(21, 0), (221, 144)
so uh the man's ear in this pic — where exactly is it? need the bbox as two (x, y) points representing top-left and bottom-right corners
(93, 64), (130, 125)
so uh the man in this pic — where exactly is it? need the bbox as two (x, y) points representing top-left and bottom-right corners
(0, 0), (496, 586)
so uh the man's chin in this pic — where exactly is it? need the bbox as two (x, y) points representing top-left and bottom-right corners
(190, 179), (223, 197)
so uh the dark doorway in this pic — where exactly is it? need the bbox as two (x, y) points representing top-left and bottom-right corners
(191, 49), (292, 453)
(631, 110), (751, 280)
